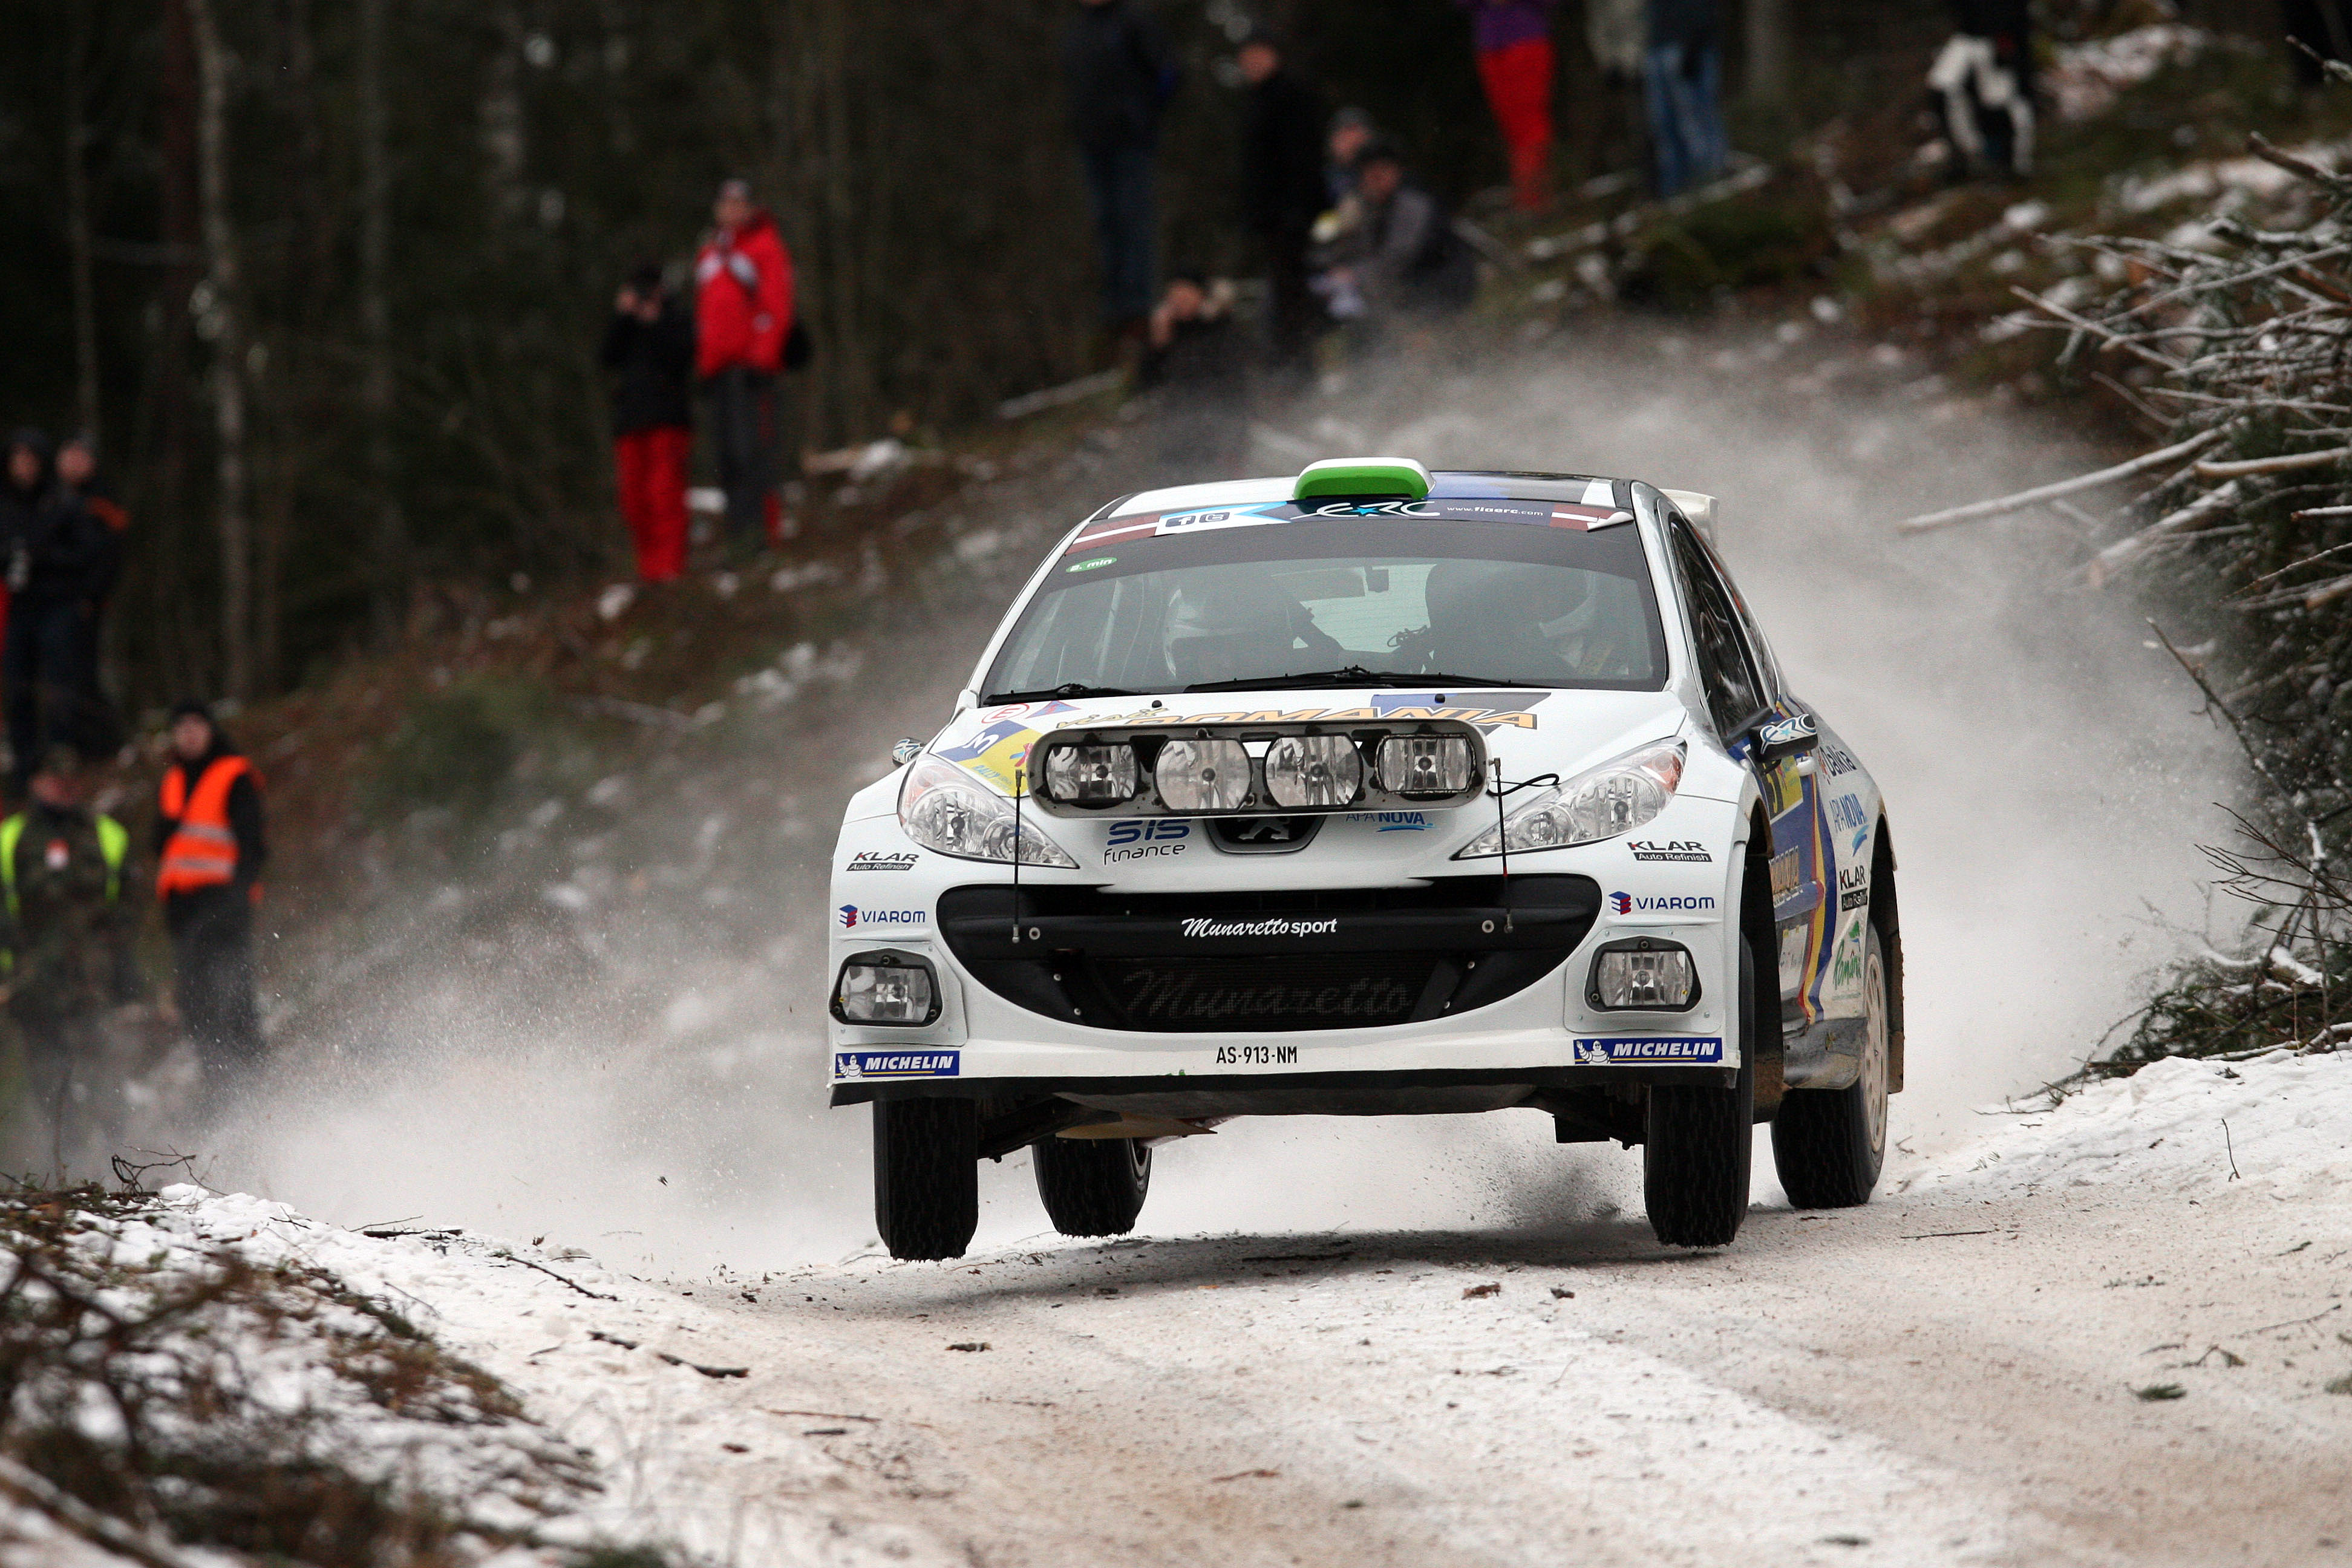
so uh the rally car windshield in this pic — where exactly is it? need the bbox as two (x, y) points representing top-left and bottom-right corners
(984, 515), (1668, 700)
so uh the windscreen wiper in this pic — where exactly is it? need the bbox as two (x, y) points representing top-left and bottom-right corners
(1184, 667), (1545, 693)
(981, 682), (1143, 704)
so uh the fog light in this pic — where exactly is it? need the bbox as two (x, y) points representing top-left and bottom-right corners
(1377, 734), (1474, 797)
(833, 950), (940, 1026)
(1041, 741), (1139, 806)
(1591, 943), (1696, 1010)
(1155, 737), (1251, 812)
(1265, 734), (1363, 808)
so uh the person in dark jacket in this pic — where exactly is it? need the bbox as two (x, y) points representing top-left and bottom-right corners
(0, 745), (134, 1172)
(1318, 142), (1478, 344)
(153, 702), (264, 1106)
(1238, 30), (1331, 378)
(1643, 0), (1726, 198)
(53, 434), (125, 759)
(1139, 273), (1250, 477)
(1065, 0), (1176, 336)
(1, 431), (113, 789)
(602, 263), (697, 584)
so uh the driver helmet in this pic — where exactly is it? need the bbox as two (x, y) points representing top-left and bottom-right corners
(1161, 576), (1296, 686)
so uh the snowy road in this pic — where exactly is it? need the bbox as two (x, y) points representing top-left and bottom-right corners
(331, 1053), (2350, 1568)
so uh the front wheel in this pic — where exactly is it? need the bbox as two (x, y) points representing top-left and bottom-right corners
(1034, 1135), (1152, 1236)
(873, 1099), (979, 1260)
(1643, 935), (1758, 1247)
(1772, 922), (1891, 1209)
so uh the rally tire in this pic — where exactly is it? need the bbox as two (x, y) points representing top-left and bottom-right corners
(1034, 1136), (1153, 1237)
(1773, 923), (1891, 1209)
(872, 1099), (979, 1260)
(1643, 936), (1758, 1248)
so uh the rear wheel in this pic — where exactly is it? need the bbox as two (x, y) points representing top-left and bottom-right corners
(1772, 923), (1890, 1209)
(872, 1099), (979, 1260)
(1034, 1135), (1152, 1236)
(1643, 935), (1758, 1247)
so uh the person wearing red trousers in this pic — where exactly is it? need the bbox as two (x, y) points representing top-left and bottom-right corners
(694, 180), (795, 549)
(600, 264), (696, 583)
(1459, 0), (1558, 212)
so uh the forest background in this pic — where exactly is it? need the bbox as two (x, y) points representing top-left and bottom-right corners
(0, 0), (2238, 710)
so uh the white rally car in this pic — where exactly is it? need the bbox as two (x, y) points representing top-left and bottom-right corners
(829, 459), (1902, 1259)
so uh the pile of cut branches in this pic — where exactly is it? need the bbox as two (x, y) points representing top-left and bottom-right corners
(0, 1183), (610, 1567)
(1900, 76), (2352, 1071)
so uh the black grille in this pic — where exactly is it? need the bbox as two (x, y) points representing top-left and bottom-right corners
(939, 875), (1599, 1033)
(1097, 953), (1436, 1031)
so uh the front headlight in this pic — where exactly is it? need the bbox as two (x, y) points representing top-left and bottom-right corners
(1454, 739), (1685, 860)
(898, 755), (1079, 867)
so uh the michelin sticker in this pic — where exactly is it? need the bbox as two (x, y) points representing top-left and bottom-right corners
(1573, 1037), (1725, 1065)
(834, 1050), (959, 1080)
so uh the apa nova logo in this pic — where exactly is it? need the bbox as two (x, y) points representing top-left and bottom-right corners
(1609, 891), (1718, 915)
(839, 906), (929, 930)
(1179, 915), (1339, 939)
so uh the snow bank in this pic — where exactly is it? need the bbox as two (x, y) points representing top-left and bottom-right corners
(1910, 1050), (2352, 1206)
(2048, 24), (2210, 122)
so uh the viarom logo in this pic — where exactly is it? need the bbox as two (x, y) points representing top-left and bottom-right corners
(1609, 891), (1717, 915)
(839, 905), (929, 931)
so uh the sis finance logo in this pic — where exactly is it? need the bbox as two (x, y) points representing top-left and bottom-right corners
(839, 906), (930, 931)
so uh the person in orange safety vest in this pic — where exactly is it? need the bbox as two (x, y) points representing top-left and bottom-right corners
(154, 701), (265, 1099)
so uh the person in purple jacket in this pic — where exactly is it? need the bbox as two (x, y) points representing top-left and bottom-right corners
(1457, 0), (1558, 211)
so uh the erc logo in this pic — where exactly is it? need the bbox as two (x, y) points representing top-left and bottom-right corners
(839, 906), (929, 930)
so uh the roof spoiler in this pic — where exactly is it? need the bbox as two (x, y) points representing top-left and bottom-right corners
(1660, 489), (1720, 541)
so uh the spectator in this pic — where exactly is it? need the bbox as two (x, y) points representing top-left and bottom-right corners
(0, 745), (134, 1172)
(1063, 0), (1177, 339)
(1139, 273), (1250, 476)
(1316, 142), (1478, 347)
(1644, 0), (1726, 198)
(1238, 29), (1330, 379)
(602, 263), (696, 584)
(695, 178), (795, 550)
(1328, 107), (1377, 208)
(53, 434), (125, 758)
(1457, 1), (1559, 212)
(1930, 0), (2035, 181)
(1, 430), (111, 788)
(153, 702), (264, 1108)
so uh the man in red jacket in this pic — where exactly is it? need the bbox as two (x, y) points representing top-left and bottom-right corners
(695, 179), (795, 547)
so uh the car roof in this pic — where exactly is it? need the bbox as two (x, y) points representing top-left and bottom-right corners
(1103, 469), (1628, 519)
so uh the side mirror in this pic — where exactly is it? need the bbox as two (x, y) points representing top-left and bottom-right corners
(891, 737), (923, 767)
(1750, 713), (1819, 765)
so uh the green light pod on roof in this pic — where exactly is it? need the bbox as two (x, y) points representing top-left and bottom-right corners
(1293, 457), (1432, 503)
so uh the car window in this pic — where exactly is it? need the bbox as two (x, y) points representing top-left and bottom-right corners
(1669, 518), (1765, 739)
(1696, 532), (1781, 699)
(985, 517), (1669, 698)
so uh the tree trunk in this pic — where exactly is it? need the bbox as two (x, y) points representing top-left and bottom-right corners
(65, 0), (100, 443)
(1745, 0), (1790, 105)
(359, 0), (405, 643)
(187, 0), (250, 701)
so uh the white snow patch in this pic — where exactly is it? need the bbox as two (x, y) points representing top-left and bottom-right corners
(1912, 1050), (2352, 1207)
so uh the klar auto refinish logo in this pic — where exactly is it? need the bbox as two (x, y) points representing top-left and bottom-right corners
(1609, 891), (1717, 915)
(840, 905), (929, 931)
